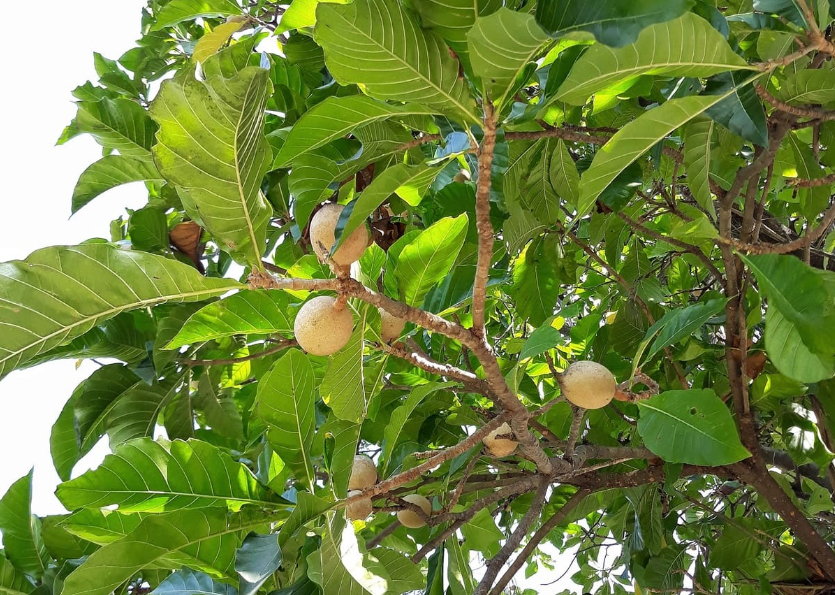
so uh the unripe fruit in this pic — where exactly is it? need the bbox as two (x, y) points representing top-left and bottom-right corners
(380, 309), (406, 343)
(559, 361), (617, 410)
(397, 494), (431, 528)
(348, 455), (378, 490)
(345, 490), (372, 521)
(294, 296), (354, 356)
(482, 422), (517, 457)
(310, 203), (369, 267)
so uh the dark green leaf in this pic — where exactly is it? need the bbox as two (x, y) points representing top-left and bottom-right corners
(0, 471), (48, 578)
(236, 534), (281, 595)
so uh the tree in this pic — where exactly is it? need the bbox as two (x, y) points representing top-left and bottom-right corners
(3, 0), (835, 593)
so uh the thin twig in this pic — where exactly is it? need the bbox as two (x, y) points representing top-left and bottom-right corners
(178, 339), (296, 366)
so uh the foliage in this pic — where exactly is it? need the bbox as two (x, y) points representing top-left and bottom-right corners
(4, 0), (835, 593)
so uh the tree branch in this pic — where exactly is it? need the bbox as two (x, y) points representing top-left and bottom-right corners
(178, 339), (296, 366)
(473, 102), (499, 335)
(487, 489), (591, 595)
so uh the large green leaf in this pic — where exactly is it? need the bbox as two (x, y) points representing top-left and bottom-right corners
(508, 237), (559, 326)
(0, 552), (36, 595)
(742, 254), (835, 357)
(337, 164), (442, 246)
(152, 568), (237, 595)
(195, 375), (244, 440)
(322, 418), (361, 498)
(278, 0), (350, 32)
(637, 390), (750, 465)
(0, 244), (239, 381)
(683, 119), (716, 219)
(62, 98), (157, 158)
(236, 534), (281, 595)
(150, 58), (272, 266)
(60, 509), (144, 545)
(0, 471), (48, 578)
(72, 156), (163, 214)
(555, 13), (751, 105)
(278, 493), (331, 547)
(577, 82), (758, 217)
(711, 522), (762, 571)
(152, 0), (242, 29)
(166, 290), (293, 349)
(56, 438), (276, 512)
(62, 509), (269, 595)
(394, 215), (469, 307)
(467, 8), (550, 107)
(766, 307), (835, 383)
(522, 140), (561, 223)
(314, 0), (478, 122)
(705, 72), (768, 147)
(777, 70), (835, 104)
(380, 382), (455, 475)
(534, 0), (691, 47)
(256, 349), (317, 491)
(274, 96), (437, 167)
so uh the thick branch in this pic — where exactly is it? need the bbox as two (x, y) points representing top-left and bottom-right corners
(473, 103), (498, 335)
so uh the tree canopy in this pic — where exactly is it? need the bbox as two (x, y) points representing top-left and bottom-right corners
(3, 0), (835, 593)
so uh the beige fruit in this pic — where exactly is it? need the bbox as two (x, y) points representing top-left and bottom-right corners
(310, 203), (369, 267)
(380, 309), (406, 343)
(452, 169), (471, 183)
(225, 14), (248, 23)
(348, 455), (378, 490)
(397, 494), (432, 528)
(294, 296), (354, 356)
(559, 361), (617, 410)
(483, 422), (517, 457)
(345, 490), (373, 521)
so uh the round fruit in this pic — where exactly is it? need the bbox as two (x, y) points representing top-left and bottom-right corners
(294, 296), (354, 356)
(483, 422), (517, 457)
(345, 490), (373, 521)
(310, 203), (369, 267)
(559, 361), (617, 410)
(348, 455), (378, 490)
(380, 309), (406, 343)
(397, 494), (431, 528)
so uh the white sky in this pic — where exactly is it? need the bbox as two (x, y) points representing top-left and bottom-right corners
(0, 0), (148, 513)
(0, 3), (583, 590)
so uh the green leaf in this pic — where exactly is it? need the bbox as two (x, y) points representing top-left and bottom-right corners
(0, 244), (239, 380)
(56, 438), (276, 512)
(413, 0), (501, 73)
(445, 538), (476, 595)
(508, 238), (559, 326)
(306, 516), (391, 595)
(278, 0), (350, 32)
(705, 72), (768, 147)
(322, 419), (361, 498)
(337, 164), (442, 248)
(129, 207), (170, 252)
(766, 307), (835, 383)
(637, 389), (750, 465)
(320, 308), (385, 423)
(195, 375), (244, 440)
(555, 13), (751, 105)
(534, 0), (692, 47)
(0, 552), (36, 595)
(787, 132), (832, 218)
(640, 299), (727, 364)
(193, 21), (245, 63)
(257, 349), (317, 491)
(236, 534), (281, 595)
(381, 382), (456, 474)
(166, 290), (293, 349)
(394, 215), (469, 307)
(62, 509), (269, 595)
(72, 156), (163, 214)
(520, 320), (561, 360)
(152, 568), (237, 595)
(577, 81), (758, 217)
(373, 548), (424, 594)
(461, 509), (503, 558)
(777, 70), (835, 104)
(61, 509), (144, 545)
(275, 96), (438, 167)
(742, 254), (835, 357)
(314, 0), (478, 122)
(683, 119), (716, 219)
(0, 471), (48, 578)
(150, 59), (272, 265)
(549, 139), (580, 207)
(278, 493), (331, 547)
(711, 523), (762, 570)
(639, 544), (692, 592)
(467, 9), (550, 107)
(153, 0), (242, 30)
(66, 98), (157, 158)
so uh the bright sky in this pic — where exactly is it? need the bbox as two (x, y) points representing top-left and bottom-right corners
(0, 0), (148, 513)
(0, 3), (584, 590)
